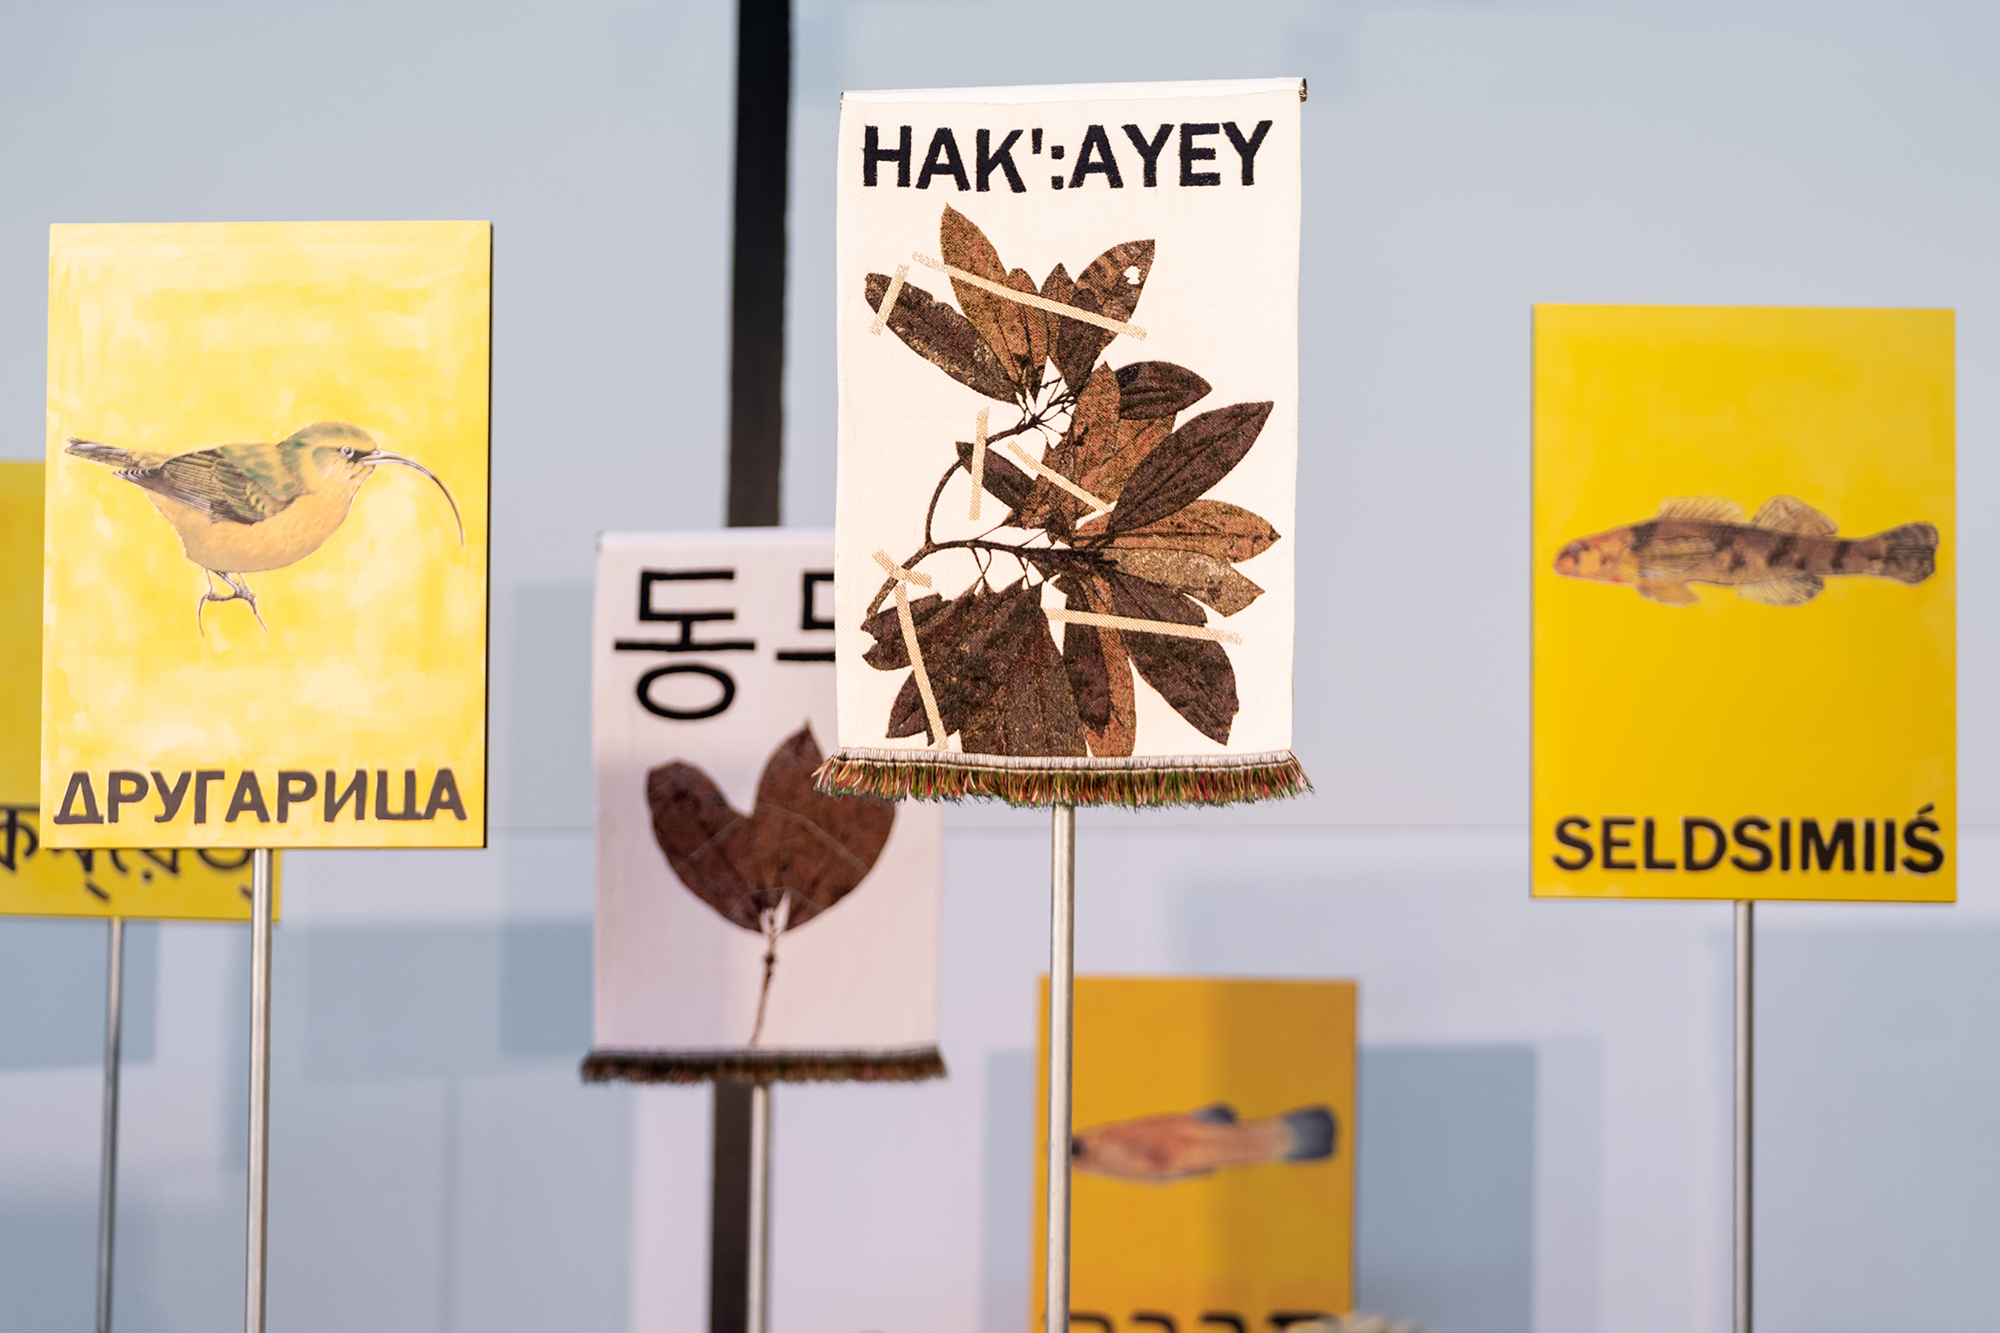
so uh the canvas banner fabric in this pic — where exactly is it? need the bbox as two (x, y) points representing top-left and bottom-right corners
(1533, 306), (1954, 902)
(42, 222), (490, 850)
(822, 79), (1308, 807)
(2, 462), (278, 920)
(584, 532), (944, 1084)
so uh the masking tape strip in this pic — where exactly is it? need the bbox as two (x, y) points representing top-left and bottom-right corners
(911, 253), (1146, 340)
(894, 583), (949, 749)
(1045, 607), (1242, 646)
(872, 549), (933, 588)
(870, 264), (909, 336)
(1004, 441), (1112, 517)
(968, 408), (989, 521)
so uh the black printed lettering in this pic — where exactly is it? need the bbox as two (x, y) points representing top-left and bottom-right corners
(53, 772), (103, 825)
(106, 771), (149, 823)
(1642, 817), (1677, 870)
(1121, 123), (1173, 186)
(1068, 124), (1123, 189)
(1903, 804), (1944, 874)
(1683, 817), (1726, 872)
(976, 128), (1025, 193)
(1602, 816), (1635, 871)
(375, 770), (423, 821)
(917, 127), (970, 191)
(276, 771), (317, 823)
(1180, 122), (1221, 186)
(225, 772), (270, 824)
(325, 770), (367, 822)
(1553, 816), (1593, 870)
(151, 770), (191, 822)
(193, 770), (225, 824)
(1800, 818), (1854, 872)
(424, 769), (468, 821)
(863, 124), (912, 187)
(637, 664), (736, 720)
(1223, 119), (1273, 185)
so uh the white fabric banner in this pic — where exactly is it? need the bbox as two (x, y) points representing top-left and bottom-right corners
(824, 79), (1307, 807)
(586, 531), (943, 1083)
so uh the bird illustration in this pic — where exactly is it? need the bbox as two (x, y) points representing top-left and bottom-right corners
(65, 421), (463, 632)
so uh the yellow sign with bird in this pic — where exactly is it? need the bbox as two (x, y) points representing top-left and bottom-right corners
(1034, 976), (1356, 1331)
(2, 461), (278, 917)
(41, 222), (490, 850)
(1533, 305), (1954, 901)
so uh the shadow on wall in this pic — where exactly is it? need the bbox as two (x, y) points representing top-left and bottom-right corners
(1357, 1045), (1536, 1333)
(0, 916), (158, 1069)
(302, 920), (594, 1078)
(1759, 924), (2000, 1331)
(977, 1041), (1537, 1333)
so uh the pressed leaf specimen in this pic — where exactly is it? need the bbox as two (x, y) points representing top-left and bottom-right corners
(646, 725), (895, 1043)
(861, 205), (1279, 758)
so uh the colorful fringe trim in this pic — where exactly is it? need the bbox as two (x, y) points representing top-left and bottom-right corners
(580, 1046), (947, 1085)
(814, 749), (1310, 808)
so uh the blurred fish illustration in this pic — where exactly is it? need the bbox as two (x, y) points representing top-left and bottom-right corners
(1070, 1103), (1337, 1182)
(1552, 495), (1937, 606)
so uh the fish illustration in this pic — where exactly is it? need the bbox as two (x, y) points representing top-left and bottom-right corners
(1552, 495), (1937, 606)
(1070, 1103), (1337, 1183)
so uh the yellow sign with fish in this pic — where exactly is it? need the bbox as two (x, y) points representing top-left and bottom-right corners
(1034, 976), (1356, 1331)
(2, 461), (277, 919)
(41, 222), (490, 850)
(1533, 305), (1954, 902)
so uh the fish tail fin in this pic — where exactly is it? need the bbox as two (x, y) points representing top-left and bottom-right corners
(65, 438), (136, 469)
(1877, 522), (1938, 584)
(1281, 1106), (1338, 1162)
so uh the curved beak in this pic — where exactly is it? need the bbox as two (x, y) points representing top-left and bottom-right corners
(361, 450), (465, 545)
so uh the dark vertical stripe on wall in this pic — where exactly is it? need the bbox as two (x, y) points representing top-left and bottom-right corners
(709, 1078), (756, 1333)
(713, 8), (790, 1327)
(725, 0), (792, 527)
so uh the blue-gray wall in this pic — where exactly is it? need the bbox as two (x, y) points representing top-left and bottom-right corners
(3, 2), (1999, 1331)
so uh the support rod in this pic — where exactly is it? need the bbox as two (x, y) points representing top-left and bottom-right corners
(97, 916), (125, 1333)
(746, 1082), (772, 1333)
(1734, 899), (1754, 1333)
(1045, 804), (1076, 1333)
(246, 850), (274, 1333)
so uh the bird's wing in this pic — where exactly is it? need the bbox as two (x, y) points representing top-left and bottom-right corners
(121, 445), (304, 525)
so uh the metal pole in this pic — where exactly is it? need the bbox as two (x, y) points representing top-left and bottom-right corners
(97, 916), (125, 1333)
(745, 1081), (772, 1333)
(1734, 899), (1754, 1333)
(1045, 804), (1076, 1333)
(245, 849), (274, 1333)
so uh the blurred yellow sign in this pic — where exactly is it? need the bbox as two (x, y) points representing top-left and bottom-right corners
(1533, 305), (1954, 901)
(41, 221), (490, 849)
(2, 461), (276, 919)
(1034, 976), (1356, 1331)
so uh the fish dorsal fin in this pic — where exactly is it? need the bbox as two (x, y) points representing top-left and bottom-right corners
(1188, 1103), (1237, 1124)
(1738, 573), (1823, 606)
(1657, 496), (1745, 523)
(1751, 495), (1836, 536)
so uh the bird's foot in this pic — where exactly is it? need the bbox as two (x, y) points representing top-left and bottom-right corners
(196, 572), (268, 633)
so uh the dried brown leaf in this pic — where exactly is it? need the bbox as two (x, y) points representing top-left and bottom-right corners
(1010, 268), (1048, 397)
(958, 585), (1088, 757)
(1057, 575), (1137, 758)
(1075, 238), (1155, 325)
(941, 206), (1033, 396)
(865, 271), (1016, 402)
(1103, 568), (1239, 745)
(1107, 401), (1274, 532)
(646, 761), (761, 929)
(1021, 364), (1121, 529)
(1116, 362), (1211, 419)
(747, 725), (894, 926)
(1101, 547), (1264, 615)
(1077, 499), (1281, 564)
(1044, 264), (1110, 393)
